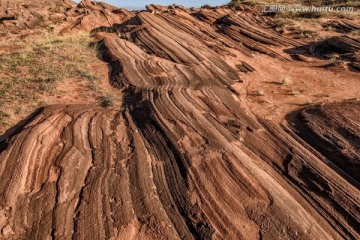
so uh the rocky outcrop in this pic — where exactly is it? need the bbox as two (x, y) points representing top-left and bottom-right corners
(0, 2), (359, 240)
(0, 0), (132, 36)
(323, 19), (360, 33)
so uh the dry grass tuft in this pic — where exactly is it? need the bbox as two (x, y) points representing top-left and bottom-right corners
(253, 89), (265, 96)
(349, 30), (360, 36)
(288, 88), (300, 95)
(280, 76), (293, 86)
(100, 95), (117, 107)
(0, 31), (102, 133)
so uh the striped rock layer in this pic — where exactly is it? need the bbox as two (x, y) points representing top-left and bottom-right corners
(0, 4), (360, 240)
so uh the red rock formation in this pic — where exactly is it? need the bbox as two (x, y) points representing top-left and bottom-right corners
(0, 2), (359, 240)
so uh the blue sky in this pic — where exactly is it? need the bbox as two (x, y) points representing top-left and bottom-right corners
(74, 0), (228, 9)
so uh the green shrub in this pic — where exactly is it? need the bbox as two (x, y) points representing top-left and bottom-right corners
(100, 95), (116, 107)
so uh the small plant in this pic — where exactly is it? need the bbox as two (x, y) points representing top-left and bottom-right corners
(53, 3), (62, 13)
(100, 95), (116, 107)
(37, 101), (49, 108)
(228, 0), (245, 8)
(201, 4), (212, 9)
(288, 88), (300, 96)
(280, 76), (293, 86)
(303, 99), (313, 105)
(294, 28), (320, 39)
(13, 106), (22, 114)
(303, 30), (319, 38)
(329, 56), (340, 66)
(35, 14), (45, 23)
(271, 18), (295, 32)
(0, 111), (9, 118)
(0, 110), (10, 125)
(349, 30), (360, 36)
(253, 89), (265, 96)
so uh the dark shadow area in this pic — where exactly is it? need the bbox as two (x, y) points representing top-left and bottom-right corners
(349, 62), (360, 72)
(297, 164), (358, 238)
(0, 107), (44, 152)
(0, 16), (16, 22)
(285, 35), (360, 72)
(122, 88), (189, 182)
(262, 80), (281, 85)
(90, 17), (140, 35)
(89, 40), (129, 90)
(284, 35), (360, 59)
(284, 104), (360, 238)
(121, 88), (215, 239)
(285, 104), (360, 189)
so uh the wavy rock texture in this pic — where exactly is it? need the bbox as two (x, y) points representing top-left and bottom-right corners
(323, 19), (360, 33)
(0, 3), (360, 240)
(0, 0), (132, 35)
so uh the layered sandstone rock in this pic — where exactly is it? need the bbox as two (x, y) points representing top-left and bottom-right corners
(0, 1), (359, 240)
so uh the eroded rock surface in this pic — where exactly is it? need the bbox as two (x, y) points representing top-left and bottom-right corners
(0, 0), (132, 36)
(0, 1), (359, 240)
